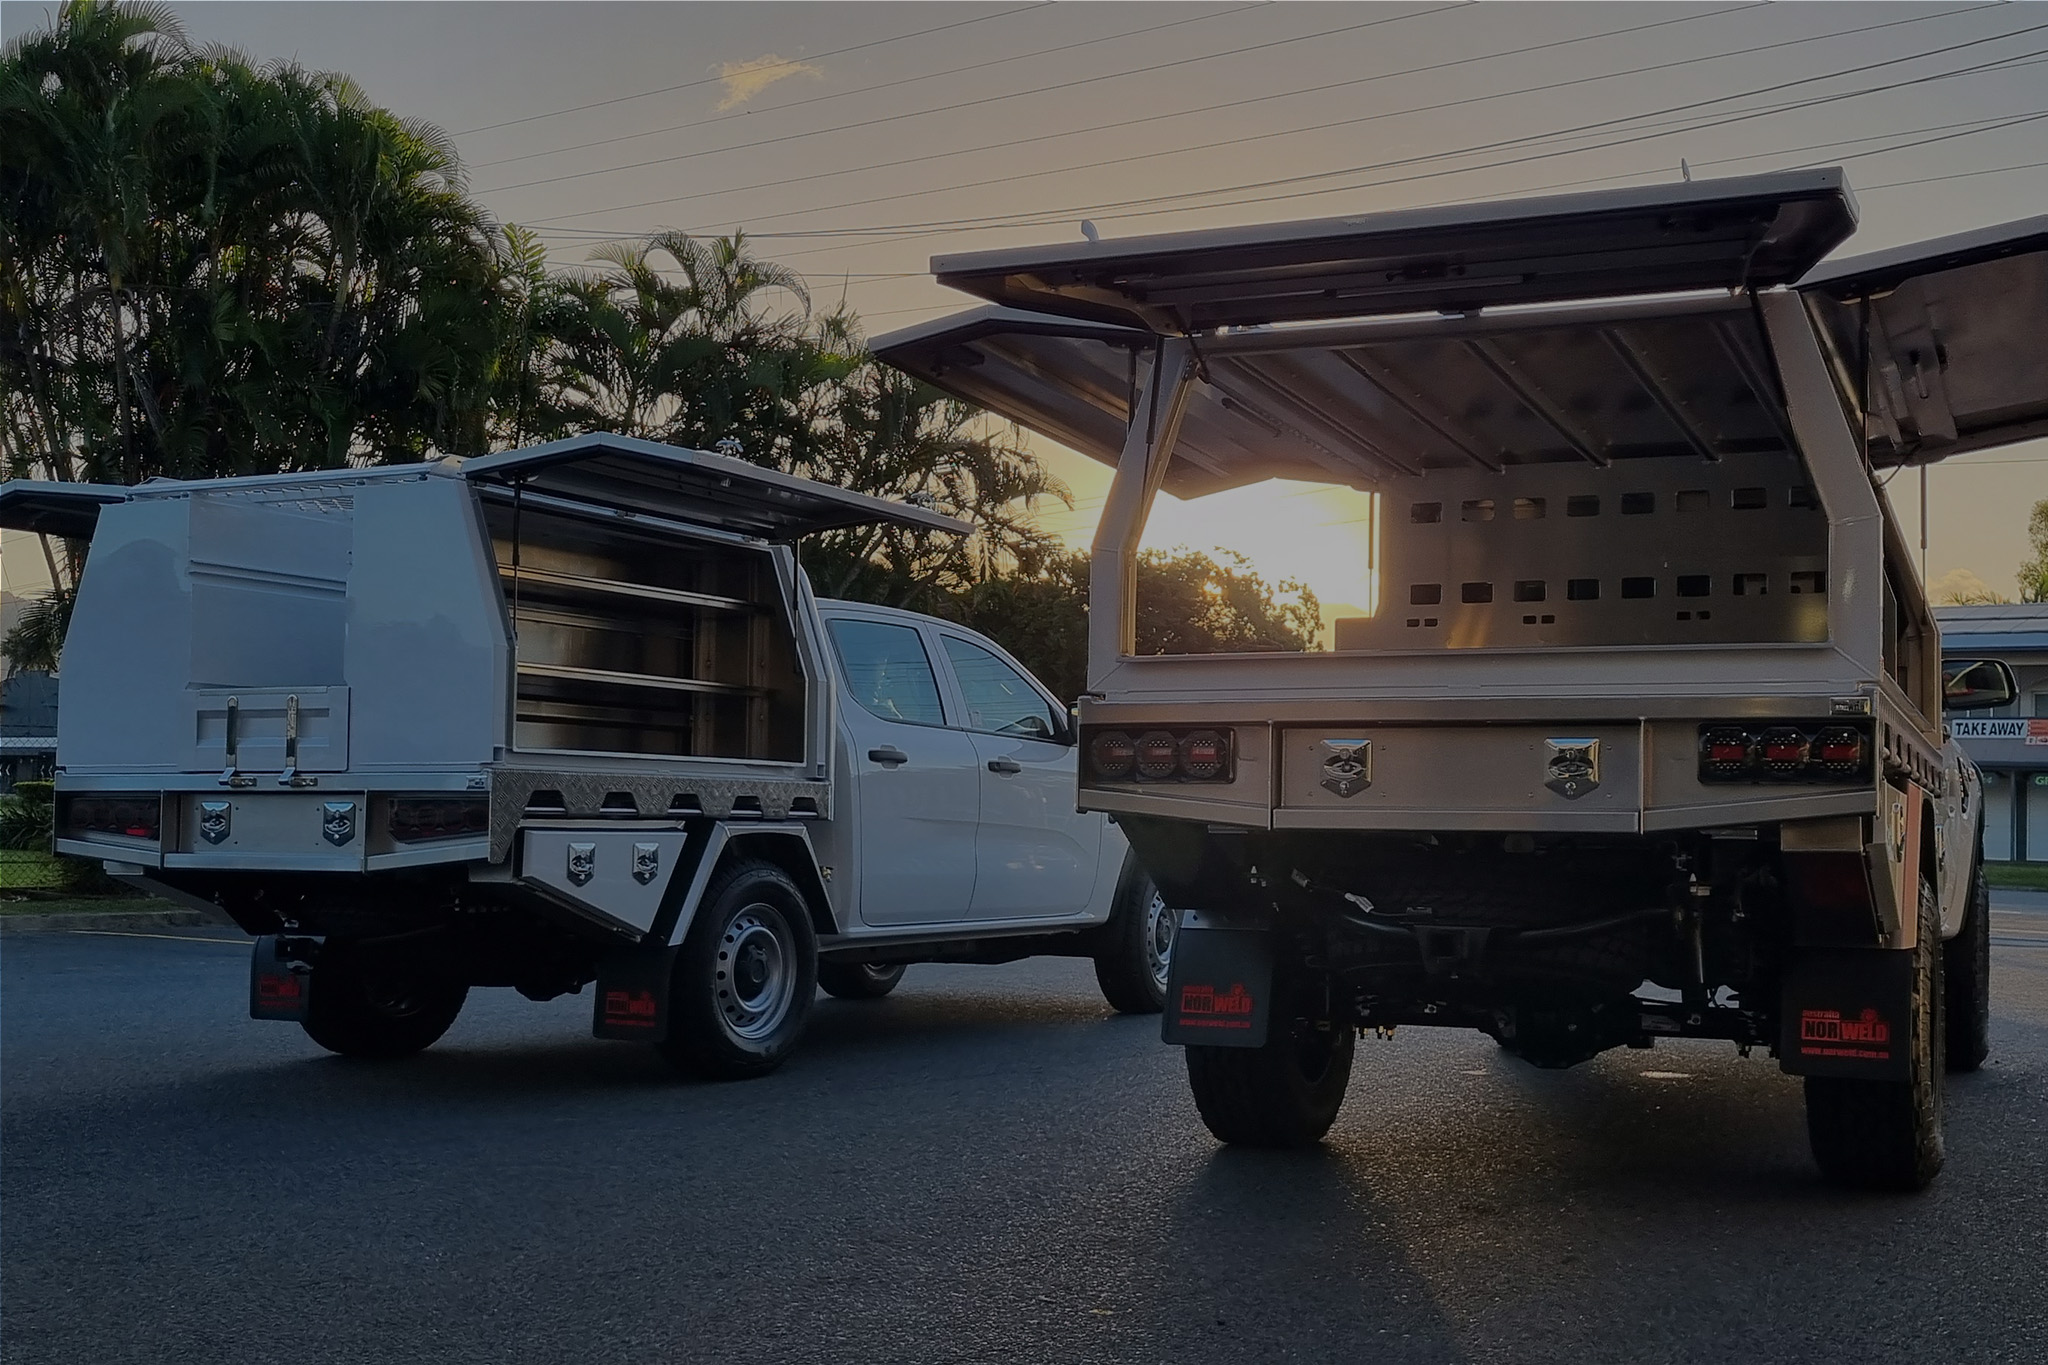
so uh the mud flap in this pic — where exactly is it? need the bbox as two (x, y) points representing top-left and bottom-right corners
(1779, 947), (1913, 1081)
(1161, 913), (1272, 1049)
(249, 935), (312, 1021)
(592, 947), (678, 1043)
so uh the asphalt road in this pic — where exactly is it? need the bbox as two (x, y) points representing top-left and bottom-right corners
(5, 902), (2048, 1365)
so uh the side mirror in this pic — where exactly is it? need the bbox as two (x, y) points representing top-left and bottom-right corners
(1056, 705), (1080, 747)
(1942, 659), (2019, 712)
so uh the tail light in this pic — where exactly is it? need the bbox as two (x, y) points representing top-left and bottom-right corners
(388, 797), (489, 843)
(1134, 731), (1180, 781)
(1088, 731), (1138, 781)
(1696, 723), (1871, 784)
(1084, 728), (1235, 784)
(60, 795), (162, 841)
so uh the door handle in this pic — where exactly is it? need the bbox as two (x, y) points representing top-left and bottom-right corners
(868, 746), (909, 767)
(986, 757), (1022, 775)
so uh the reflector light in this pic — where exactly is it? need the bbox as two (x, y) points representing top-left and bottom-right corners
(1088, 730), (1137, 781)
(1696, 723), (1871, 784)
(388, 797), (489, 843)
(61, 796), (161, 841)
(1134, 731), (1180, 781)
(1178, 730), (1229, 780)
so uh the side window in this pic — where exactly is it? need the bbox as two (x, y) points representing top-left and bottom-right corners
(826, 619), (946, 726)
(941, 636), (1059, 739)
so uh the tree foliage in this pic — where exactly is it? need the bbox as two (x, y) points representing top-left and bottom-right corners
(1, 2), (1320, 695)
(2020, 498), (2048, 605)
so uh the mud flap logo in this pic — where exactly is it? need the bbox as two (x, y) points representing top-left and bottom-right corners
(1798, 1007), (1893, 1061)
(602, 989), (659, 1029)
(1177, 982), (1257, 1030)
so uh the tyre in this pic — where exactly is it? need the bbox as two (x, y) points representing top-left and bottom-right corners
(817, 961), (906, 1000)
(300, 946), (467, 1060)
(1185, 1011), (1355, 1148)
(1805, 875), (1945, 1191)
(1943, 853), (1991, 1072)
(659, 859), (818, 1080)
(1093, 865), (1174, 1014)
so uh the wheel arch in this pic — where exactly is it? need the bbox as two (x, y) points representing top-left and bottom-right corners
(661, 823), (837, 947)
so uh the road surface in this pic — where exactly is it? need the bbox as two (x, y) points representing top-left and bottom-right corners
(4, 898), (2046, 1364)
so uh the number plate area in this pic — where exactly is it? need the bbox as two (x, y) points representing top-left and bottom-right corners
(1276, 725), (1642, 831)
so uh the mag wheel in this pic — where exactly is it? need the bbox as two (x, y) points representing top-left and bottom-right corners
(1805, 875), (1945, 1191)
(1185, 1011), (1355, 1148)
(660, 860), (818, 1080)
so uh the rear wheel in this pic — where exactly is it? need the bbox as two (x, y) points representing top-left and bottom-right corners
(1805, 875), (1945, 1191)
(1093, 866), (1174, 1014)
(301, 947), (467, 1060)
(1944, 854), (1991, 1072)
(659, 859), (818, 1080)
(818, 961), (906, 1000)
(1185, 1011), (1355, 1148)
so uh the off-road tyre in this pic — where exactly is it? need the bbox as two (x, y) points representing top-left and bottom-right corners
(659, 859), (818, 1081)
(1093, 863), (1173, 1015)
(1805, 876), (1945, 1191)
(300, 947), (468, 1060)
(1185, 1014), (1355, 1148)
(1943, 853), (1991, 1072)
(818, 961), (906, 1000)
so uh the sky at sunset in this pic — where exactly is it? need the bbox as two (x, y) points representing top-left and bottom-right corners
(7, 1), (2041, 608)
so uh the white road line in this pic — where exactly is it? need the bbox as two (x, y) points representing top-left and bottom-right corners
(61, 930), (247, 946)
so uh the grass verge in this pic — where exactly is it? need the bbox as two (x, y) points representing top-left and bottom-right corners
(1986, 863), (2048, 892)
(0, 896), (188, 917)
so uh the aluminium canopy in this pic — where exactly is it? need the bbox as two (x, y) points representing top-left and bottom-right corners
(930, 169), (1857, 331)
(877, 171), (2048, 488)
(460, 433), (972, 539)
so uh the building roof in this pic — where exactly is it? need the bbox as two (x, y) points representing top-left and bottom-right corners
(1937, 603), (2048, 653)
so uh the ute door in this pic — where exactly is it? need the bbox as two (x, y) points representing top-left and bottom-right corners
(1799, 214), (2048, 465)
(825, 615), (980, 927)
(937, 631), (1101, 921)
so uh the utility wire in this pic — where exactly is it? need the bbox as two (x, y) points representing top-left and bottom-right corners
(693, 21), (2048, 242)
(533, 10), (2035, 244)
(453, 3), (1051, 135)
(526, 1), (1798, 227)
(476, 4), (1470, 195)
(470, 3), (1270, 171)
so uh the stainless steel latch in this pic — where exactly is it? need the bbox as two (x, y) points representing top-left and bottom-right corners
(219, 697), (254, 788)
(278, 694), (317, 788)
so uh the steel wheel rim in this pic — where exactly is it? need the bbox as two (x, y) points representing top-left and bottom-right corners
(1145, 890), (1175, 992)
(716, 904), (795, 1041)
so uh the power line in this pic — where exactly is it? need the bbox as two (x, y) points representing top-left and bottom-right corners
(525, 1), (1787, 229)
(475, 4), (1470, 196)
(704, 20), (2048, 243)
(1866, 154), (2048, 190)
(470, 3), (1270, 172)
(452, 4), (1051, 136)
(532, 7), (2033, 245)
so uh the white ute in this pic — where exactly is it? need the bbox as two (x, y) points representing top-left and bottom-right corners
(0, 434), (1170, 1076)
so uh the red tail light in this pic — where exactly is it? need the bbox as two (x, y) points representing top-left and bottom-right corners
(60, 795), (161, 841)
(388, 797), (489, 843)
(1084, 727), (1236, 784)
(1697, 724), (1871, 784)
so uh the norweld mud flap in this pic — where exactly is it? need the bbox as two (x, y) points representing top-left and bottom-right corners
(249, 935), (310, 1022)
(1161, 911), (1272, 1049)
(592, 947), (679, 1044)
(1779, 947), (1914, 1081)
